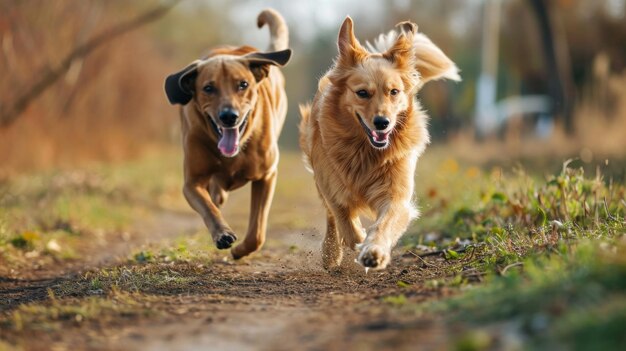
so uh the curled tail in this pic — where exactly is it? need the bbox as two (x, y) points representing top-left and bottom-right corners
(257, 9), (289, 51)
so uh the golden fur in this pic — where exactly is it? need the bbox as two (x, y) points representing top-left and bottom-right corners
(299, 17), (460, 270)
(164, 9), (291, 259)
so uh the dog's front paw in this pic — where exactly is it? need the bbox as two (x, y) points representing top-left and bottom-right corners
(357, 243), (391, 270)
(215, 231), (237, 249)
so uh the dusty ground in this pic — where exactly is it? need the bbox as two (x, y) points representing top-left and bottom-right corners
(3, 151), (624, 350)
(1, 208), (457, 351)
(0, 154), (462, 351)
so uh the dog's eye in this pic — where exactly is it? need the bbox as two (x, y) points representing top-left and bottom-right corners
(390, 89), (399, 96)
(356, 90), (369, 99)
(238, 81), (249, 91)
(203, 85), (216, 94)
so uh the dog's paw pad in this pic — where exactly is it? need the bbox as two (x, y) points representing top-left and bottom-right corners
(215, 232), (237, 249)
(358, 244), (390, 270)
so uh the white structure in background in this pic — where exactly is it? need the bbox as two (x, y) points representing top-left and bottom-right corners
(474, 0), (552, 137)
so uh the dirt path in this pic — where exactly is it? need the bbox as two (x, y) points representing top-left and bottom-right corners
(1, 206), (455, 350)
(139, 202), (463, 350)
(109, 221), (453, 351)
(0, 209), (202, 312)
(1, 160), (458, 350)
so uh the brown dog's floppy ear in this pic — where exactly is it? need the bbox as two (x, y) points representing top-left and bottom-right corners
(337, 16), (368, 67)
(164, 61), (200, 105)
(245, 49), (292, 82)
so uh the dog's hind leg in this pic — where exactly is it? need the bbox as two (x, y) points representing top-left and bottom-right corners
(321, 208), (343, 271)
(322, 202), (365, 270)
(326, 203), (365, 250)
(208, 177), (228, 207)
(341, 215), (365, 249)
(231, 171), (277, 259)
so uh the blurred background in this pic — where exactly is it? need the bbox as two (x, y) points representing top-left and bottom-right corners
(1, 0), (626, 175)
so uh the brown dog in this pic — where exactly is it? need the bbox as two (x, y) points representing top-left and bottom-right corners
(164, 9), (291, 259)
(299, 17), (459, 270)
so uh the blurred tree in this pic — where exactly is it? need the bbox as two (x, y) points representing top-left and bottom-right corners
(527, 0), (575, 132)
(0, 0), (180, 128)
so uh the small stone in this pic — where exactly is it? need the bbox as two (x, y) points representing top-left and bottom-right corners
(46, 239), (62, 253)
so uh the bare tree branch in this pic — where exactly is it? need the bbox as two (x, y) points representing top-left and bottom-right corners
(0, 0), (181, 128)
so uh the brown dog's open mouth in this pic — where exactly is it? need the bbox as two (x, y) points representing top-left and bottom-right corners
(207, 113), (249, 157)
(357, 114), (390, 149)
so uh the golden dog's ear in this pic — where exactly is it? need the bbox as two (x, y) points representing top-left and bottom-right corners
(396, 21), (417, 35)
(413, 33), (461, 84)
(164, 61), (200, 105)
(245, 49), (292, 82)
(337, 16), (368, 67)
(383, 23), (416, 70)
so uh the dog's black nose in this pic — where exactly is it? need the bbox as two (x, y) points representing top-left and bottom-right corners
(373, 116), (390, 130)
(218, 108), (239, 127)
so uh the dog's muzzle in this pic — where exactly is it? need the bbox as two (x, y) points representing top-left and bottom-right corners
(207, 111), (250, 157)
(356, 113), (391, 149)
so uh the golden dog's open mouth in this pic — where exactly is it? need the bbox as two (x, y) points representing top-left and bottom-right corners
(356, 113), (390, 149)
(208, 112), (249, 157)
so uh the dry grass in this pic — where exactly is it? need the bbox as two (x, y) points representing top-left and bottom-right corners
(443, 66), (626, 166)
(0, 146), (624, 350)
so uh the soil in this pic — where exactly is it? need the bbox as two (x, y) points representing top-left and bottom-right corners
(1, 205), (457, 351)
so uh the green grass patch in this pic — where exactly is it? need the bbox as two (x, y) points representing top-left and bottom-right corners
(56, 235), (219, 298)
(407, 159), (625, 269)
(405, 159), (626, 350)
(0, 150), (185, 270)
(2, 288), (155, 333)
(442, 241), (626, 350)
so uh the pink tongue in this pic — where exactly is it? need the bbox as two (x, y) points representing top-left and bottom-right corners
(372, 131), (389, 142)
(218, 128), (240, 157)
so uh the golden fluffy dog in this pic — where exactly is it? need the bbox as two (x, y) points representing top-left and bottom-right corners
(299, 17), (460, 270)
(164, 9), (291, 259)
